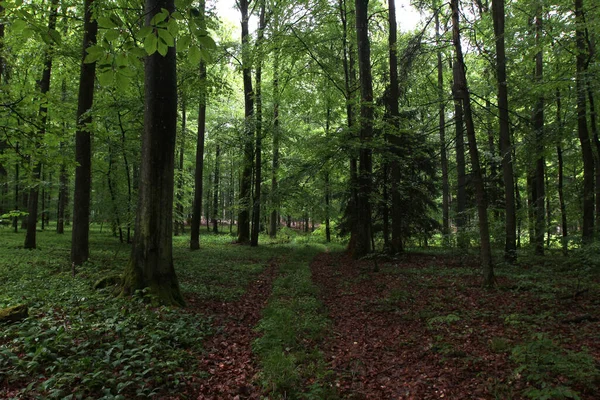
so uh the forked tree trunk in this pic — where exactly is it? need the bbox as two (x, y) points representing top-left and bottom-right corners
(451, 0), (494, 286)
(71, 0), (98, 263)
(121, 0), (184, 307)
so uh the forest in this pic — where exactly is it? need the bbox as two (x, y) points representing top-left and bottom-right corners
(0, 0), (599, 398)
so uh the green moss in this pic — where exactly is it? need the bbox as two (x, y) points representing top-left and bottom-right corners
(0, 304), (28, 323)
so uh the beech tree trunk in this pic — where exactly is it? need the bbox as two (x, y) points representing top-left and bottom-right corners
(452, 59), (467, 249)
(451, 0), (494, 286)
(575, 0), (595, 243)
(24, 0), (58, 249)
(238, 0), (254, 244)
(71, 0), (98, 264)
(533, 9), (545, 256)
(212, 145), (220, 233)
(190, 1), (207, 251)
(251, 1), (266, 247)
(351, 0), (373, 258)
(492, 0), (516, 262)
(436, 10), (450, 246)
(270, 49), (280, 238)
(121, 0), (184, 307)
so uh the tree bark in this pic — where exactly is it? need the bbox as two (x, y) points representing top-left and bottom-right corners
(121, 0), (184, 307)
(251, 1), (266, 247)
(436, 10), (450, 247)
(270, 48), (280, 238)
(190, 1), (207, 251)
(71, 0), (98, 263)
(575, 0), (594, 243)
(533, 9), (545, 256)
(351, 0), (373, 258)
(238, 0), (254, 244)
(24, 0), (58, 249)
(452, 59), (467, 249)
(491, 0), (517, 262)
(175, 98), (186, 236)
(451, 0), (494, 286)
(212, 145), (220, 233)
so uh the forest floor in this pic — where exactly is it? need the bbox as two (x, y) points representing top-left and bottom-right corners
(1, 228), (599, 399)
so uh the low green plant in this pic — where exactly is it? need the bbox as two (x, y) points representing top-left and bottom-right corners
(511, 334), (599, 399)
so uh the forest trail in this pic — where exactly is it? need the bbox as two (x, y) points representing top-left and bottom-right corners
(310, 251), (600, 400)
(182, 257), (279, 400)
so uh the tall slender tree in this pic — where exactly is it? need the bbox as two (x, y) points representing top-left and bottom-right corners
(575, 0), (594, 243)
(71, 0), (98, 265)
(237, 0), (254, 244)
(24, 0), (59, 249)
(491, 0), (516, 261)
(533, 6), (545, 255)
(451, 0), (494, 286)
(352, 0), (373, 258)
(190, 0), (207, 251)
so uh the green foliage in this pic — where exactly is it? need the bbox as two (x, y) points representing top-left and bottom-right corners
(511, 334), (599, 399)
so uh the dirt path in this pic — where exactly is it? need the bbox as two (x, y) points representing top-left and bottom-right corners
(182, 258), (279, 399)
(310, 251), (599, 400)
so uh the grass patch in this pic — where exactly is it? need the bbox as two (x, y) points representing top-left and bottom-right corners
(253, 244), (340, 399)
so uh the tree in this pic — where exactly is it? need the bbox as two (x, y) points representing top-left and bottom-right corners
(491, 0), (517, 262)
(71, 0), (98, 266)
(24, 0), (59, 249)
(351, 0), (373, 258)
(451, 0), (494, 286)
(121, 0), (184, 306)
(237, 0), (255, 244)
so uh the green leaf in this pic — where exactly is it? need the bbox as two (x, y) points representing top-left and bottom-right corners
(188, 46), (201, 65)
(178, 35), (191, 51)
(157, 41), (168, 57)
(150, 10), (168, 26)
(104, 29), (120, 42)
(198, 35), (217, 51)
(115, 72), (130, 91)
(97, 70), (114, 86)
(143, 33), (158, 55)
(157, 28), (174, 47)
(137, 26), (153, 39)
(11, 19), (28, 33)
(167, 18), (178, 37)
(97, 16), (117, 29)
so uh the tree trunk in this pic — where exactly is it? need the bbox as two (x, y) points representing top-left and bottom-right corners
(71, 0), (98, 263)
(388, 0), (403, 253)
(575, 0), (594, 243)
(175, 98), (186, 236)
(492, 0), (516, 262)
(436, 9), (450, 246)
(24, 0), (58, 249)
(190, 1), (207, 251)
(121, 0), (184, 307)
(212, 145), (220, 233)
(270, 48), (280, 238)
(452, 59), (467, 249)
(533, 9), (545, 256)
(117, 110), (132, 243)
(351, 0), (373, 258)
(238, 0), (254, 244)
(451, 0), (494, 286)
(251, 1), (266, 247)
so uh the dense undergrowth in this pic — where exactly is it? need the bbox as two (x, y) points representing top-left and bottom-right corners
(0, 226), (288, 399)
